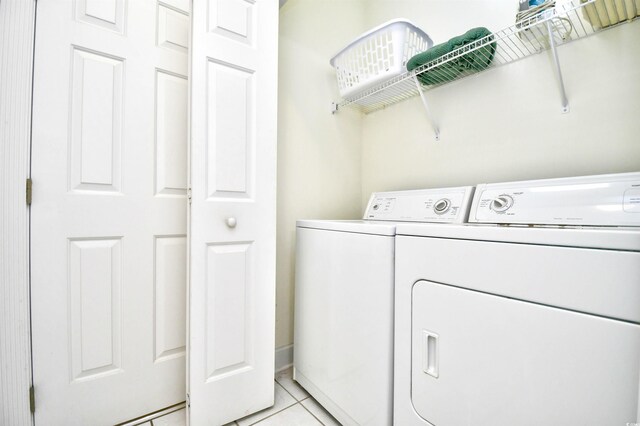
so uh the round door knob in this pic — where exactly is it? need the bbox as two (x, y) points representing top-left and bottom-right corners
(226, 217), (237, 228)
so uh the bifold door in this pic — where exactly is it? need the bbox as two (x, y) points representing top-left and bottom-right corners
(31, 0), (189, 423)
(31, 0), (278, 424)
(189, 0), (279, 424)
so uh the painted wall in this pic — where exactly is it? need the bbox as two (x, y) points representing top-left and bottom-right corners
(361, 0), (640, 205)
(276, 0), (366, 348)
(276, 0), (640, 351)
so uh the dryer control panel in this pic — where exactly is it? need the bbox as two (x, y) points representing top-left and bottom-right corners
(364, 187), (475, 223)
(470, 172), (640, 226)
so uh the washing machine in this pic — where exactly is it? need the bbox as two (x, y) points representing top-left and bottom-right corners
(294, 186), (475, 426)
(393, 172), (640, 426)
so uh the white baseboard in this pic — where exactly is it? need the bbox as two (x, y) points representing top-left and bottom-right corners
(275, 344), (293, 372)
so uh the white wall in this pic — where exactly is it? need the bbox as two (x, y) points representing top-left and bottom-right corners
(276, 0), (640, 351)
(276, 0), (366, 348)
(361, 0), (640, 205)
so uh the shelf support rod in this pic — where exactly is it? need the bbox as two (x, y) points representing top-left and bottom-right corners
(545, 20), (570, 113)
(413, 76), (440, 141)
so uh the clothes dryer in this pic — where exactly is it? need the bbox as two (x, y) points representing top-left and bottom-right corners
(394, 172), (640, 426)
(294, 186), (474, 426)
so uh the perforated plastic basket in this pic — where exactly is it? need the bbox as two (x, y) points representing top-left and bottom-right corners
(330, 19), (433, 99)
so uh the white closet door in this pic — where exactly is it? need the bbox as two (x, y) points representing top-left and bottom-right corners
(31, 0), (189, 424)
(189, 0), (278, 424)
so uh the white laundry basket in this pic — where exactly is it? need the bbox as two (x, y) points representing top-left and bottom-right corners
(330, 19), (433, 99)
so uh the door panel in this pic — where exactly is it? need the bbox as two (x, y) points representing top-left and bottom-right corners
(205, 242), (254, 379)
(157, 4), (190, 52)
(156, 70), (189, 195)
(189, 0), (278, 424)
(207, 60), (254, 197)
(31, 1), (189, 424)
(411, 281), (640, 426)
(70, 48), (124, 192)
(69, 238), (123, 381)
(155, 236), (188, 362)
(75, 0), (126, 32)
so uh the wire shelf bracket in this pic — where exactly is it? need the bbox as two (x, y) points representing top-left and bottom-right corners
(545, 20), (570, 113)
(413, 76), (440, 141)
(330, 0), (639, 132)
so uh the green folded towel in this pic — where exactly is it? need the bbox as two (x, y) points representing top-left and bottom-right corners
(407, 27), (497, 86)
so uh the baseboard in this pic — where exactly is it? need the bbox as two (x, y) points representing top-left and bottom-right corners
(274, 344), (293, 372)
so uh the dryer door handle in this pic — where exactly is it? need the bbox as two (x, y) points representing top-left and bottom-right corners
(422, 330), (439, 378)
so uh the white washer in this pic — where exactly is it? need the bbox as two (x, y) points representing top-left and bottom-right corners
(394, 172), (640, 426)
(294, 186), (475, 426)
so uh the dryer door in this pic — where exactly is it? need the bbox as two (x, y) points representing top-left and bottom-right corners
(411, 280), (640, 426)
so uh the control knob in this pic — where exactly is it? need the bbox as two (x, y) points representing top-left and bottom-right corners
(490, 195), (514, 212)
(433, 198), (451, 215)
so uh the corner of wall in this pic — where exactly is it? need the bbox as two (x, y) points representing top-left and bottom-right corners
(275, 0), (366, 349)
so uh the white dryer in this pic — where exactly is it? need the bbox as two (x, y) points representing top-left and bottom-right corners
(294, 186), (475, 426)
(393, 172), (640, 426)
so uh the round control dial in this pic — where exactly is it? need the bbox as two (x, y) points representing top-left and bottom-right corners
(490, 195), (514, 212)
(433, 198), (451, 215)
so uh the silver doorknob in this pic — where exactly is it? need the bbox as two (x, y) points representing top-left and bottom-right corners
(226, 217), (237, 228)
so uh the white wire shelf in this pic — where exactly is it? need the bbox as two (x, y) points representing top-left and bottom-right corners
(333, 0), (639, 116)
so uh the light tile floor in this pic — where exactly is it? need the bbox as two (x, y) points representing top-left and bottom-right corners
(150, 367), (341, 426)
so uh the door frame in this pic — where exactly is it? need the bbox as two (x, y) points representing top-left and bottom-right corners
(0, 1), (36, 425)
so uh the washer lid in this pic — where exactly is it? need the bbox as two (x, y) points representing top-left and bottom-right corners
(296, 220), (397, 236)
(396, 223), (640, 251)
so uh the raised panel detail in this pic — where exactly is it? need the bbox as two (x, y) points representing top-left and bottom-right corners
(157, 3), (189, 52)
(156, 70), (188, 195)
(161, 0), (190, 14)
(154, 236), (187, 361)
(75, 0), (126, 33)
(205, 242), (254, 381)
(206, 60), (254, 199)
(208, 0), (255, 45)
(70, 48), (123, 193)
(69, 238), (122, 381)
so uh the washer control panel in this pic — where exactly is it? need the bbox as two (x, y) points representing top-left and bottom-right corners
(471, 172), (640, 226)
(364, 187), (475, 223)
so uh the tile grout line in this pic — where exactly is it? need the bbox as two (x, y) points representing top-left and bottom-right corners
(298, 400), (327, 426)
(246, 382), (298, 426)
(276, 372), (312, 405)
(275, 374), (327, 426)
(275, 377), (300, 402)
(275, 372), (327, 425)
(246, 402), (300, 426)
